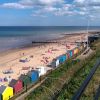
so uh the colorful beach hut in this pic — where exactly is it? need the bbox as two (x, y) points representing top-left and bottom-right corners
(28, 70), (39, 83)
(70, 50), (73, 57)
(0, 85), (13, 100)
(51, 58), (60, 68)
(19, 74), (31, 87)
(9, 79), (23, 94)
(67, 50), (73, 58)
(74, 47), (79, 55)
(67, 52), (70, 59)
(58, 54), (66, 64)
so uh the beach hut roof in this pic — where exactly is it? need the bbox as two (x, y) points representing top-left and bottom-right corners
(19, 74), (31, 86)
(19, 74), (28, 80)
(19, 74), (31, 82)
(9, 79), (17, 87)
(0, 85), (6, 94)
(27, 72), (32, 77)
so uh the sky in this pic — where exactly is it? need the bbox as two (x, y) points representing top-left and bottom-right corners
(0, 0), (100, 26)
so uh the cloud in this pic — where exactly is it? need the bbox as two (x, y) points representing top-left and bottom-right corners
(0, 0), (100, 19)
(53, 4), (74, 16)
(0, 3), (32, 9)
(73, 0), (100, 17)
(43, 6), (58, 12)
(74, 0), (86, 4)
(74, 0), (100, 6)
(31, 3), (73, 17)
(32, 13), (47, 17)
(0, 0), (64, 9)
(37, 0), (64, 5)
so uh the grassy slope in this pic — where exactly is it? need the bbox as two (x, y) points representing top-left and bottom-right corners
(57, 40), (100, 100)
(80, 40), (100, 100)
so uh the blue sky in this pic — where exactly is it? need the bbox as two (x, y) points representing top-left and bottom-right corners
(0, 0), (100, 26)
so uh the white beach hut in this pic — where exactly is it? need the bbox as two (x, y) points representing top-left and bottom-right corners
(36, 66), (47, 77)
(55, 59), (60, 67)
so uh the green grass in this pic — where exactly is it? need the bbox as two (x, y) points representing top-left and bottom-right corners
(80, 66), (100, 100)
(56, 40), (100, 100)
(57, 56), (97, 100)
(80, 41), (100, 100)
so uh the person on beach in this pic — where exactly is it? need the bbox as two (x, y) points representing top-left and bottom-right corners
(23, 53), (25, 56)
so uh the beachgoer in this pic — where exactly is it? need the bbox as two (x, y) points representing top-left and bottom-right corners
(23, 53), (24, 56)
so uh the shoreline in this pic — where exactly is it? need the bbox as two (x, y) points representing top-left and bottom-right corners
(0, 30), (99, 61)
(0, 30), (98, 56)
(0, 30), (99, 55)
(0, 30), (100, 55)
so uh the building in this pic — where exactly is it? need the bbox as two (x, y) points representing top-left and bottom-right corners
(88, 34), (100, 44)
(51, 58), (60, 68)
(19, 74), (31, 87)
(36, 66), (47, 77)
(28, 70), (39, 83)
(58, 54), (67, 64)
(9, 79), (23, 94)
(0, 85), (13, 100)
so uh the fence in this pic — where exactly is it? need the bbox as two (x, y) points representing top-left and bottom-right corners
(72, 58), (100, 100)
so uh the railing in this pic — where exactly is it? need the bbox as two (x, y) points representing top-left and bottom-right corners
(72, 58), (100, 100)
(94, 85), (100, 100)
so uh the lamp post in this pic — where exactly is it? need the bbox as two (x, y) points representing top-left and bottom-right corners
(86, 0), (90, 49)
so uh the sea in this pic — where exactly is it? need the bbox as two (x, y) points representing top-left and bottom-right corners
(0, 26), (100, 52)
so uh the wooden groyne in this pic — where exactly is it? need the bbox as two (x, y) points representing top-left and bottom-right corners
(32, 41), (57, 44)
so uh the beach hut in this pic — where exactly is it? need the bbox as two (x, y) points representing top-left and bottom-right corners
(0, 85), (13, 100)
(9, 79), (23, 94)
(66, 54), (68, 60)
(74, 47), (79, 55)
(36, 66), (47, 77)
(70, 50), (73, 57)
(19, 74), (31, 87)
(80, 45), (84, 51)
(67, 50), (73, 58)
(58, 54), (66, 64)
(67, 52), (70, 59)
(51, 58), (60, 68)
(72, 49), (74, 56)
(28, 70), (39, 83)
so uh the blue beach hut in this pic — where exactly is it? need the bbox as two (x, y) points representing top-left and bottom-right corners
(28, 70), (39, 83)
(67, 50), (73, 57)
(58, 54), (66, 64)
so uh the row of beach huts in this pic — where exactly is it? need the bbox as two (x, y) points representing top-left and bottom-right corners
(0, 44), (85, 100)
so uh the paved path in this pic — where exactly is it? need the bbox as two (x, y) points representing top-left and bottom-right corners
(15, 79), (46, 100)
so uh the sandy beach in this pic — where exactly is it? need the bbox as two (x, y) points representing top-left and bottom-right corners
(0, 32), (93, 86)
